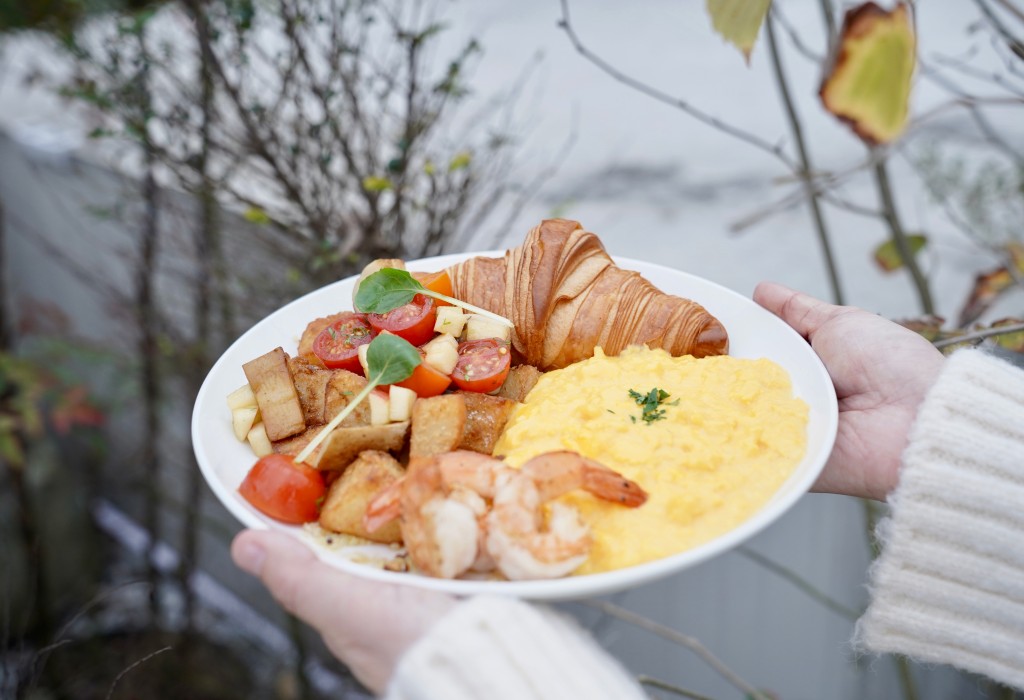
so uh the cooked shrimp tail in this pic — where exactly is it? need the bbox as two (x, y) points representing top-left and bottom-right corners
(519, 451), (648, 507)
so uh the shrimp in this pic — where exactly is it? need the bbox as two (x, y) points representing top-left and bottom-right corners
(485, 451), (648, 581)
(363, 450), (512, 579)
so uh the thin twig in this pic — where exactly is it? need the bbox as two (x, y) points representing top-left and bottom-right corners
(737, 546), (862, 621)
(766, 11), (844, 304)
(872, 158), (935, 315)
(582, 600), (771, 700)
(933, 321), (1024, 348)
(637, 675), (716, 700)
(556, 0), (798, 173)
(104, 646), (173, 700)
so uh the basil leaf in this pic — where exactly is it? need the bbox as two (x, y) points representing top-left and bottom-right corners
(354, 268), (425, 314)
(366, 334), (421, 385)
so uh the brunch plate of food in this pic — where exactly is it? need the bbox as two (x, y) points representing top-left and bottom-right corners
(192, 220), (838, 601)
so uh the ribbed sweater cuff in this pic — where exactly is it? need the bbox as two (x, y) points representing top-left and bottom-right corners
(385, 595), (646, 700)
(855, 350), (1024, 689)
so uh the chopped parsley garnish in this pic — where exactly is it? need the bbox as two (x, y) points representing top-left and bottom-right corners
(628, 387), (678, 425)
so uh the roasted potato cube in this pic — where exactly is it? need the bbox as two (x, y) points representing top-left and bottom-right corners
(410, 394), (467, 458)
(243, 347), (305, 441)
(496, 364), (543, 403)
(309, 421), (409, 471)
(319, 450), (405, 543)
(324, 370), (372, 427)
(457, 391), (517, 455)
(288, 355), (333, 425)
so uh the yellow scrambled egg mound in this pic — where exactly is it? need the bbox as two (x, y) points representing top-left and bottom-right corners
(493, 346), (809, 575)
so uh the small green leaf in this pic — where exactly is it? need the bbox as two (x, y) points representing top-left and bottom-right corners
(243, 207), (271, 224)
(362, 176), (393, 192)
(448, 151), (471, 172)
(873, 234), (927, 272)
(354, 268), (426, 314)
(705, 0), (771, 62)
(423, 160), (436, 175)
(366, 334), (422, 385)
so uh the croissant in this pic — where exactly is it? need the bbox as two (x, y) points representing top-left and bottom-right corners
(447, 219), (728, 371)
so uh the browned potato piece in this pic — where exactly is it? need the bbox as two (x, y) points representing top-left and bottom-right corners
(309, 421), (409, 471)
(496, 364), (543, 403)
(243, 347), (305, 441)
(457, 391), (517, 455)
(409, 394), (467, 458)
(324, 370), (372, 426)
(319, 450), (404, 543)
(288, 355), (333, 425)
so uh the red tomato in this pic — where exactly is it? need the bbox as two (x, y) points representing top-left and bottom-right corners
(395, 359), (452, 397)
(368, 295), (437, 346)
(451, 338), (511, 393)
(312, 313), (375, 374)
(239, 454), (325, 524)
(411, 270), (454, 306)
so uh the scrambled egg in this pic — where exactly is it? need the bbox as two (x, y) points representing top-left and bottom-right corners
(493, 346), (808, 575)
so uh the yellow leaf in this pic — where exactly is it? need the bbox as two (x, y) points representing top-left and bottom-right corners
(448, 151), (471, 172)
(872, 233), (926, 272)
(362, 176), (393, 192)
(819, 2), (915, 144)
(243, 207), (271, 225)
(705, 0), (771, 63)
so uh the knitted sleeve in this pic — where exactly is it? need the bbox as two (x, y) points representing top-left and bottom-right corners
(385, 595), (647, 700)
(855, 349), (1024, 689)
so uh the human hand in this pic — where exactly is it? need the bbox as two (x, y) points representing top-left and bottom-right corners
(231, 529), (457, 693)
(754, 282), (946, 501)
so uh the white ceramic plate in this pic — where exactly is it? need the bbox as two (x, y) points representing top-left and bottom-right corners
(192, 252), (838, 601)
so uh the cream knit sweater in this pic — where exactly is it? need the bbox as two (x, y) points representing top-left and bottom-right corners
(386, 349), (1024, 699)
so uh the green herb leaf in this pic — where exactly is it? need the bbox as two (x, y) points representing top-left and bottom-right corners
(366, 334), (422, 385)
(354, 268), (424, 313)
(628, 387), (677, 425)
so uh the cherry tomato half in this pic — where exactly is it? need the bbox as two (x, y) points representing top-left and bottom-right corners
(411, 270), (454, 307)
(451, 338), (511, 393)
(311, 312), (376, 374)
(368, 294), (437, 347)
(394, 358), (452, 397)
(239, 454), (325, 524)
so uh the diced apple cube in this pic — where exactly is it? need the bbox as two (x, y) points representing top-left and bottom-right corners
(368, 389), (391, 426)
(465, 314), (512, 343)
(232, 406), (260, 441)
(227, 383), (258, 410)
(358, 343), (371, 376)
(389, 385), (417, 422)
(246, 422), (273, 457)
(421, 334), (459, 375)
(434, 307), (468, 337)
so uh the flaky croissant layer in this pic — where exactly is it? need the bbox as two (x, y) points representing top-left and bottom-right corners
(447, 219), (729, 371)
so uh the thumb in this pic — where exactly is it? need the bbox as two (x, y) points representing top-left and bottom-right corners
(753, 282), (850, 340)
